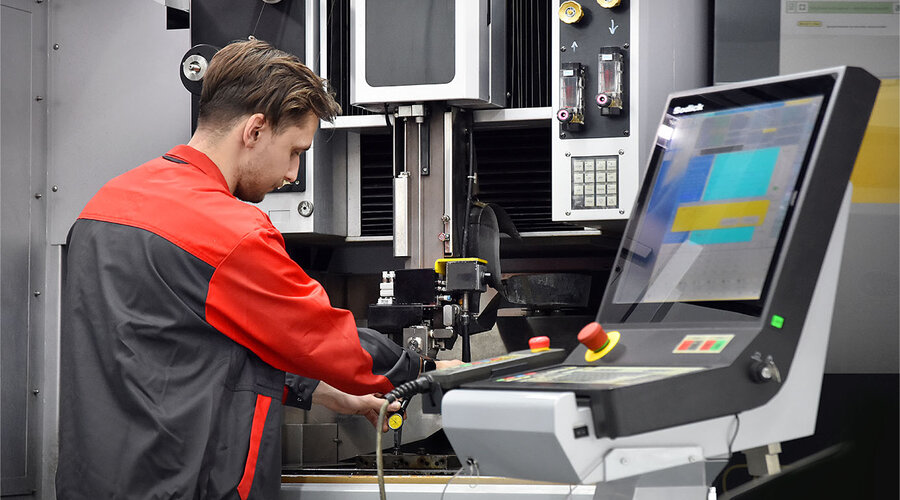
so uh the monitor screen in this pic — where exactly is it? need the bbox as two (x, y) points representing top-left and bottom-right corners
(611, 94), (826, 310)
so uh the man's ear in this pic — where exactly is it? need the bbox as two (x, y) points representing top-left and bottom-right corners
(241, 113), (268, 147)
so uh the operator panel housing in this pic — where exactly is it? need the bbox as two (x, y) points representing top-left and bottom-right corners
(467, 66), (880, 438)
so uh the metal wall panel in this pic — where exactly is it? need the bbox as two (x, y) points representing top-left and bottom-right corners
(1, 0), (47, 495)
(713, 0), (780, 84)
(47, 0), (190, 243)
(1, 2), (34, 493)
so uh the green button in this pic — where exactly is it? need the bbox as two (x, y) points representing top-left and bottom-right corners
(712, 340), (728, 352)
(771, 315), (785, 329)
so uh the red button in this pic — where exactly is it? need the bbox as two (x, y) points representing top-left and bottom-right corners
(578, 322), (609, 351)
(677, 340), (695, 351)
(529, 336), (551, 351)
(700, 340), (716, 351)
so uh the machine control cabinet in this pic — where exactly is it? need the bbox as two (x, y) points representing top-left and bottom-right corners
(551, 0), (707, 224)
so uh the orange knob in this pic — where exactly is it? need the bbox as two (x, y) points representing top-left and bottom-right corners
(578, 322), (610, 351)
(529, 336), (551, 352)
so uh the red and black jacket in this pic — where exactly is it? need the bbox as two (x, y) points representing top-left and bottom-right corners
(56, 145), (420, 499)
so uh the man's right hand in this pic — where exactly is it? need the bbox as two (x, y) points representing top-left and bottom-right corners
(434, 359), (463, 370)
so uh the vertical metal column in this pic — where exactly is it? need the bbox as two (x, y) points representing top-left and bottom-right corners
(393, 104), (454, 269)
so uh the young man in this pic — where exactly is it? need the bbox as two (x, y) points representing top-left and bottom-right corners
(56, 39), (453, 499)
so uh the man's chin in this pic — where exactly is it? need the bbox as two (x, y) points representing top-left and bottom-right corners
(235, 191), (266, 204)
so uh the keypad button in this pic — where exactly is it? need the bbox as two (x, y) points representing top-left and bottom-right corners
(585, 171), (595, 183)
(573, 184), (584, 195)
(595, 159), (607, 170)
(606, 172), (617, 183)
(574, 173), (584, 183)
(607, 196), (618, 206)
(607, 183), (617, 194)
(583, 159), (595, 171)
(584, 195), (595, 207)
(605, 159), (617, 171)
(596, 172), (606, 183)
(596, 184), (606, 195)
(573, 159), (584, 171)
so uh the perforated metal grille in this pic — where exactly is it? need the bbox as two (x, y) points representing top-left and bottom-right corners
(474, 125), (578, 232)
(507, 0), (552, 108)
(359, 133), (394, 236)
(326, 0), (375, 116)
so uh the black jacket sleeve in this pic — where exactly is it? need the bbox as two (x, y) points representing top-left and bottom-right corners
(283, 328), (420, 408)
(283, 373), (320, 410)
(357, 327), (422, 390)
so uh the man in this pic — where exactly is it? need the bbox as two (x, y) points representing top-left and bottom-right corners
(57, 39), (453, 499)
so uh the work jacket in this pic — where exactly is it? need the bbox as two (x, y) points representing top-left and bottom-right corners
(56, 145), (420, 499)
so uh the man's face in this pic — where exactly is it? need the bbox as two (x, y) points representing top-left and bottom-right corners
(235, 112), (319, 203)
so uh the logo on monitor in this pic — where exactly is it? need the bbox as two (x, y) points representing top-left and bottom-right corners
(673, 103), (704, 115)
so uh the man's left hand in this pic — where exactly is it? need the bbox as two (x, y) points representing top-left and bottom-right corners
(312, 382), (401, 432)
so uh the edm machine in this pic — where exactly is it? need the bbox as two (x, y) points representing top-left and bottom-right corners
(169, 1), (885, 499)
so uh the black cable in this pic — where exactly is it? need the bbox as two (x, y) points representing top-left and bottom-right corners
(384, 375), (433, 404)
(377, 376), (434, 499)
(251, 1), (266, 38)
(727, 413), (741, 457)
(461, 125), (476, 257)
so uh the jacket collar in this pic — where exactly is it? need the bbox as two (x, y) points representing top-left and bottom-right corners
(165, 144), (231, 192)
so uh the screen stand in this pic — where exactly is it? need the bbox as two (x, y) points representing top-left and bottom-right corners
(593, 462), (715, 500)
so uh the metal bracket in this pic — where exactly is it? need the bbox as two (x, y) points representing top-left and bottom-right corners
(604, 446), (705, 481)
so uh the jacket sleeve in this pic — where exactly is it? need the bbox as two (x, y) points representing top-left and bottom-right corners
(205, 226), (421, 395)
(284, 373), (319, 410)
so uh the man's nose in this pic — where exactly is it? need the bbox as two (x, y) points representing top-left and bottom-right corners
(285, 162), (300, 183)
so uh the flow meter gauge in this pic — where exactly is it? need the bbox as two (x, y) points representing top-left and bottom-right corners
(558, 62), (586, 132)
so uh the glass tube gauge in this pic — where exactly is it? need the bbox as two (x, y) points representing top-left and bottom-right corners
(596, 49), (624, 115)
(557, 62), (585, 132)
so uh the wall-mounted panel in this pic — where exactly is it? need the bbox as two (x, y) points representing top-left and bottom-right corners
(47, 0), (190, 243)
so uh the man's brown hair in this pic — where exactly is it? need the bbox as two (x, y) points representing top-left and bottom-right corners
(197, 39), (341, 133)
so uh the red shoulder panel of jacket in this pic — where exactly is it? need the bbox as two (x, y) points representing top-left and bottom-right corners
(78, 145), (277, 268)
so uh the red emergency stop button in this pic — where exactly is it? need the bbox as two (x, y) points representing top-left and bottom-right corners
(578, 322), (610, 351)
(529, 336), (551, 352)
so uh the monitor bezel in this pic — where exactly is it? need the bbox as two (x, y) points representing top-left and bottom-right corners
(599, 74), (839, 325)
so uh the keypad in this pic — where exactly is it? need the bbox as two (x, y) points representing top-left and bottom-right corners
(571, 155), (619, 209)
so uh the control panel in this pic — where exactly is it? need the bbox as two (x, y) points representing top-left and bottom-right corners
(571, 155), (619, 209)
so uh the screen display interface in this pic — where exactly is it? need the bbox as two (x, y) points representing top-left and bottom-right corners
(614, 96), (824, 304)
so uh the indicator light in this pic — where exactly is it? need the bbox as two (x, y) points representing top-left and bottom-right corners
(771, 315), (785, 329)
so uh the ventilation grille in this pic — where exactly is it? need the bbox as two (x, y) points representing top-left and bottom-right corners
(507, 0), (551, 108)
(475, 125), (578, 233)
(326, 0), (374, 116)
(359, 133), (394, 236)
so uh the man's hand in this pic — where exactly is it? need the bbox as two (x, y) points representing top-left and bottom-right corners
(434, 359), (464, 370)
(312, 382), (401, 432)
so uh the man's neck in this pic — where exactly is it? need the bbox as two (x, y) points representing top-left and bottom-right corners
(187, 130), (239, 194)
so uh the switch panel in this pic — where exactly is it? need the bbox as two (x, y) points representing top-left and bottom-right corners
(571, 155), (619, 210)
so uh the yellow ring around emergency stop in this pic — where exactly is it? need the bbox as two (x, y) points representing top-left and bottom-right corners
(584, 331), (620, 362)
